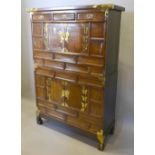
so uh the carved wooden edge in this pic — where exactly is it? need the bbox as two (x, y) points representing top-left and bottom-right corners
(93, 4), (125, 19)
(26, 4), (125, 13)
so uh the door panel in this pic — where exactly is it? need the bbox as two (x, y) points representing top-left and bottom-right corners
(89, 88), (103, 117)
(33, 37), (45, 49)
(67, 84), (82, 109)
(51, 79), (62, 102)
(90, 23), (105, 38)
(48, 23), (89, 53)
(32, 23), (43, 36)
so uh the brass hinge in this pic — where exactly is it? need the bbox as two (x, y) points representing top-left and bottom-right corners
(80, 86), (88, 112)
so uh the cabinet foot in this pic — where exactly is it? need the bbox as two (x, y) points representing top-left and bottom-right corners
(109, 124), (115, 135)
(36, 110), (43, 125)
(98, 143), (105, 151)
(36, 116), (43, 125)
(97, 129), (105, 151)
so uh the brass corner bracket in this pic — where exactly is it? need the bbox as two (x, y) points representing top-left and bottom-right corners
(93, 4), (114, 10)
(97, 129), (105, 145)
(93, 4), (114, 18)
(26, 8), (38, 13)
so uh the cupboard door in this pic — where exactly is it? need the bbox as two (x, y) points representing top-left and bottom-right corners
(48, 23), (89, 54)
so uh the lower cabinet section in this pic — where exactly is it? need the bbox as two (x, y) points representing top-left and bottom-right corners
(35, 73), (104, 134)
(35, 74), (104, 117)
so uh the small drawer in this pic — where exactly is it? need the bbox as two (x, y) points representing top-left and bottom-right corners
(54, 54), (76, 64)
(32, 14), (51, 21)
(78, 76), (103, 88)
(65, 64), (88, 74)
(53, 13), (75, 21)
(55, 72), (77, 83)
(35, 68), (55, 77)
(77, 57), (104, 67)
(78, 13), (104, 21)
(44, 60), (64, 70)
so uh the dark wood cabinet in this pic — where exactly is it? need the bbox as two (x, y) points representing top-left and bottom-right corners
(27, 4), (125, 150)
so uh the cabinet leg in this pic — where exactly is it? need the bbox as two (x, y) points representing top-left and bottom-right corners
(98, 143), (105, 151)
(109, 124), (115, 135)
(36, 110), (43, 125)
(97, 129), (105, 151)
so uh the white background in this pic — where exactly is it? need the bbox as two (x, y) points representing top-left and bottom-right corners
(21, 1), (134, 154)
(21, 0), (134, 154)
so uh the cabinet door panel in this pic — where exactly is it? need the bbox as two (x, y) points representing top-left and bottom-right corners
(67, 84), (81, 109)
(36, 87), (46, 98)
(89, 88), (103, 117)
(35, 75), (45, 86)
(48, 23), (89, 53)
(33, 38), (45, 49)
(51, 79), (62, 102)
(90, 23), (105, 38)
(45, 78), (62, 103)
(32, 23), (43, 36)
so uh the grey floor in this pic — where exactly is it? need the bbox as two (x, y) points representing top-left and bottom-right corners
(22, 98), (134, 155)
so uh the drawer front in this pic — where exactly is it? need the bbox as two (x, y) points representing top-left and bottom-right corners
(78, 13), (104, 21)
(53, 13), (75, 21)
(32, 14), (51, 21)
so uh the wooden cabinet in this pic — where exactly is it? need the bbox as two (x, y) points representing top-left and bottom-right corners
(27, 4), (125, 150)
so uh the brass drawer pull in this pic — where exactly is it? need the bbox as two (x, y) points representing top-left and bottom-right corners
(86, 14), (94, 19)
(53, 13), (75, 20)
(62, 14), (67, 19)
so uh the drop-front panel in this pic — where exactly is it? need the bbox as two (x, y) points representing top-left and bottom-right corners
(28, 4), (125, 150)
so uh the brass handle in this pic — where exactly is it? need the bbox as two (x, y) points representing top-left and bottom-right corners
(38, 15), (44, 20)
(86, 14), (94, 19)
(62, 14), (67, 19)
(58, 24), (70, 43)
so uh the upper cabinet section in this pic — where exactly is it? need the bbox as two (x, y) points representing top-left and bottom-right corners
(29, 4), (125, 56)
(32, 22), (105, 56)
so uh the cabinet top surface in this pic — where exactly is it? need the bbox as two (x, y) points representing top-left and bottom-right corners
(26, 4), (125, 12)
